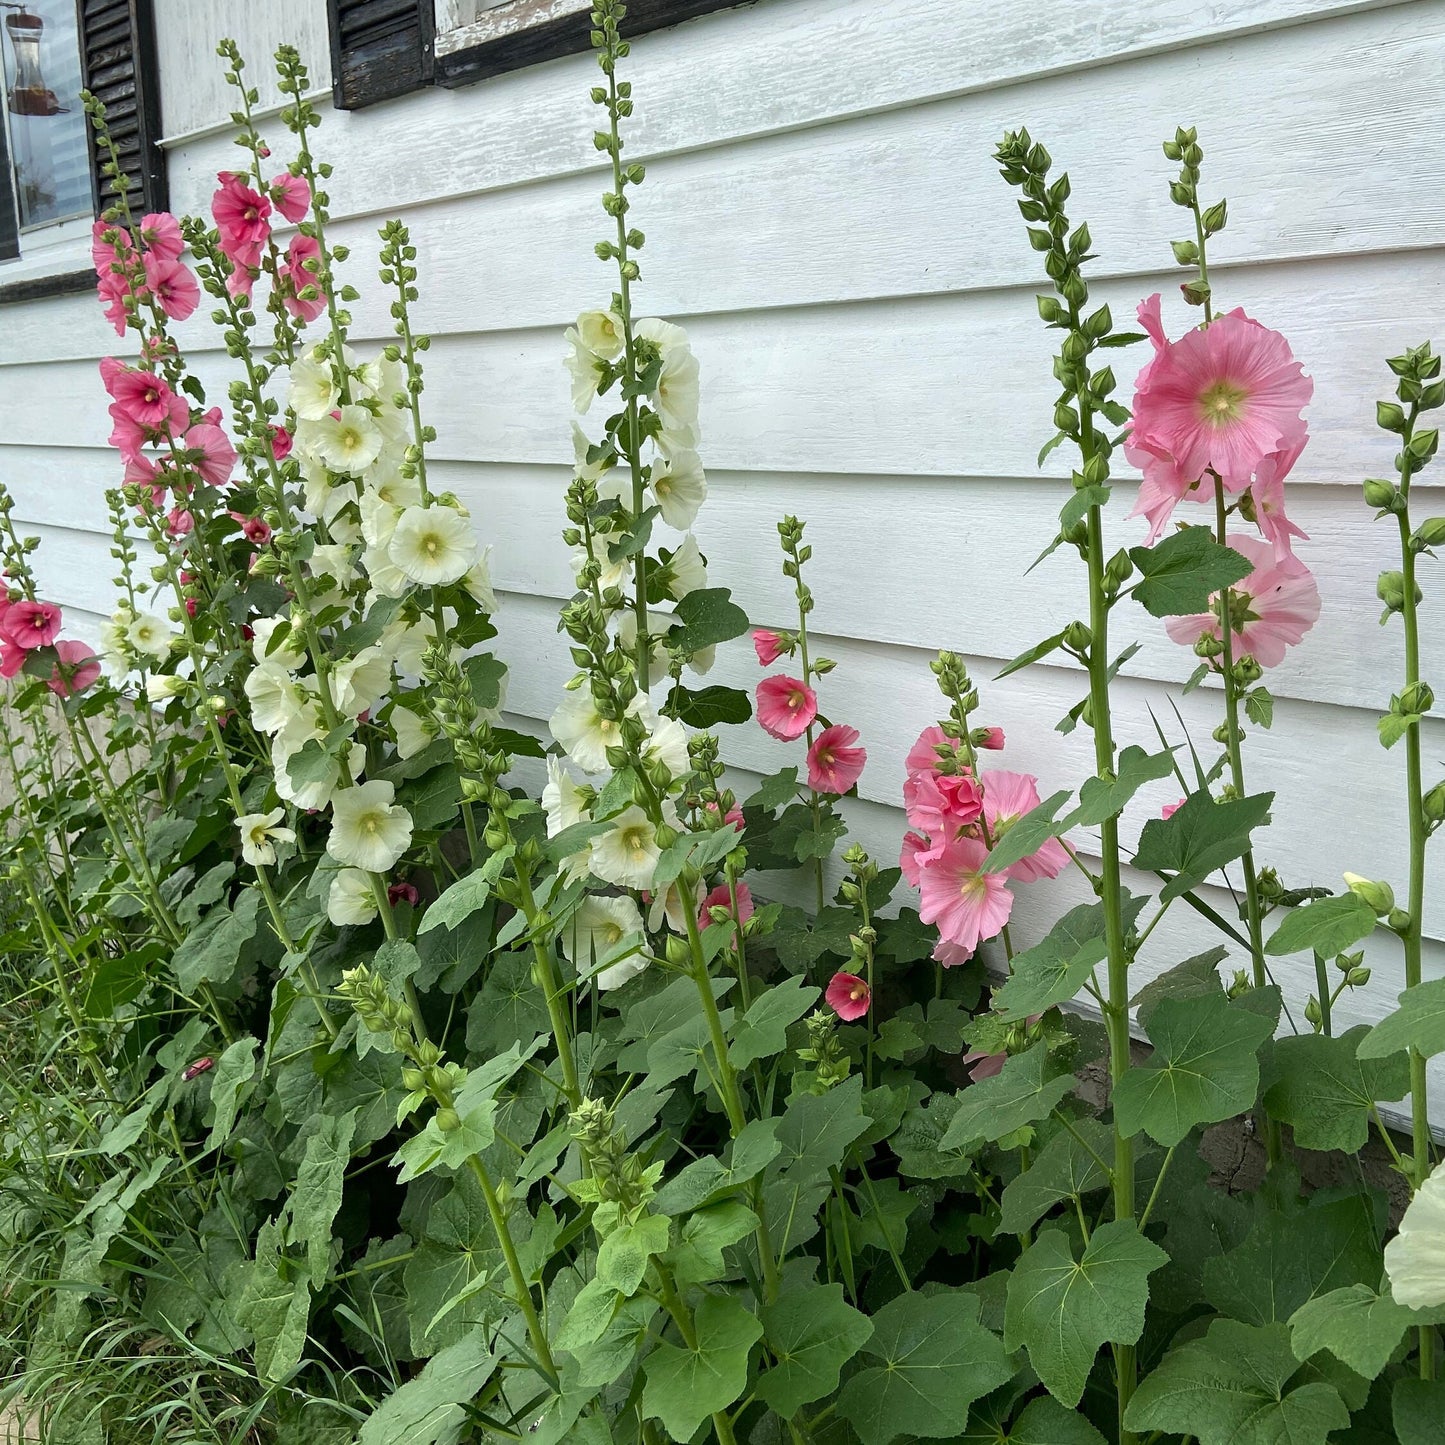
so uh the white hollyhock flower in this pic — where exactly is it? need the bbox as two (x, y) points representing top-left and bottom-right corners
(125, 610), (176, 661)
(388, 505), (478, 587)
(572, 421), (615, 485)
(310, 543), (358, 587)
(363, 543), (412, 599)
(569, 527), (632, 592)
(236, 808), (295, 868)
(328, 868), (379, 926)
(371, 470), (423, 512)
(329, 508), (362, 546)
(99, 607), (133, 677)
(647, 875), (702, 935)
(650, 448), (707, 530)
(577, 309), (626, 360)
(333, 646), (393, 718)
(615, 610), (670, 689)
(288, 350), (339, 421)
(688, 644), (716, 676)
(301, 456), (354, 523)
(245, 661), (312, 736)
(562, 895), (647, 990)
(564, 326), (608, 412)
(391, 704), (435, 760)
(643, 716), (690, 783)
(590, 806), (663, 890)
(1386, 1161), (1445, 1309)
(249, 617), (305, 674)
(145, 673), (186, 703)
(462, 549), (496, 611)
(666, 533), (708, 600)
(378, 617), (435, 677)
(309, 405), (384, 476)
(327, 779), (414, 874)
(272, 715), (362, 812)
(635, 317), (700, 447)
(551, 688), (651, 774)
(543, 756), (588, 838)
(356, 352), (405, 405)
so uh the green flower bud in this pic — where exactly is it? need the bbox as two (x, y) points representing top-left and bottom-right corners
(1423, 779), (1445, 824)
(1387, 908), (1412, 935)
(1343, 872), (1395, 916)
(1400, 680), (1435, 715)
(1062, 620), (1092, 653)
(1346, 966), (1371, 987)
(1363, 477), (1398, 509)
(401, 1067), (426, 1092)
(1304, 995), (1322, 1029)
(435, 1107), (461, 1133)
(1377, 570), (1409, 613)
(1413, 516), (1445, 550)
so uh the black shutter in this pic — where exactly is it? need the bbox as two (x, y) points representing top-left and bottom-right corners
(0, 97), (18, 261)
(77, 0), (166, 217)
(327, 0), (434, 111)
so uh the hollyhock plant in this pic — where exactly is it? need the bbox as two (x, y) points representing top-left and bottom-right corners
(756, 674), (817, 741)
(1165, 531), (1320, 668)
(1, 599), (62, 650)
(699, 880), (753, 928)
(917, 832), (1014, 954)
(269, 172), (310, 223)
(141, 252), (200, 321)
(807, 723), (867, 795)
(753, 628), (789, 665)
(211, 172), (272, 267)
(45, 641), (102, 697)
(826, 971), (871, 1021)
(981, 769), (1069, 882)
(136, 211), (184, 259)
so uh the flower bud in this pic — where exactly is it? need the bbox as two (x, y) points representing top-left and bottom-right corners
(1423, 779), (1445, 824)
(435, 1106), (460, 1133)
(664, 934), (691, 967)
(1413, 516), (1445, 550)
(1346, 966), (1372, 987)
(1304, 995), (1322, 1029)
(1362, 478), (1398, 511)
(1344, 872), (1395, 915)
(1387, 908), (1412, 935)
(1400, 680), (1435, 715)
(1377, 570), (1412, 614)
(1062, 620), (1092, 653)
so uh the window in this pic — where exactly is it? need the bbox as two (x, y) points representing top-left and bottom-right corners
(327, 0), (745, 110)
(0, 0), (165, 296)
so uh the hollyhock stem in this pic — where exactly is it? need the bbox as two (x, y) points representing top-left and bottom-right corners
(783, 518), (827, 911)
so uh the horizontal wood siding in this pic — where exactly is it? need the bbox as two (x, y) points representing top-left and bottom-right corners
(3, 0), (1442, 1112)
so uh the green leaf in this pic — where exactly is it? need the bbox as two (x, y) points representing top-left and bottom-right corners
(292, 1108), (358, 1286)
(744, 765), (800, 812)
(667, 1200), (759, 1287)
(234, 1220), (311, 1384)
(640, 1293), (762, 1441)
(1005, 1220), (1167, 1407)
(773, 1074), (871, 1182)
(206, 1035), (259, 1151)
(419, 871), (492, 935)
(940, 1045), (1076, 1152)
(981, 789), (1073, 875)
(1394, 1378), (1445, 1445)
(670, 586), (749, 653)
(1265, 1027), (1411, 1152)
(1133, 788), (1274, 901)
(1245, 685), (1275, 728)
(1380, 710), (1424, 749)
(1113, 992), (1274, 1146)
(1129, 526), (1253, 617)
(671, 683), (752, 727)
(996, 631), (1066, 680)
(997, 1118), (1112, 1235)
(757, 1282), (872, 1417)
(1358, 977), (1445, 1060)
(1265, 892), (1378, 959)
(1061, 746), (1176, 829)
(1009, 1396), (1109, 1444)
(1290, 1283), (1445, 1381)
(993, 893), (1147, 1019)
(1131, 947), (1228, 1027)
(595, 1213), (671, 1297)
(358, 1327), (496, 1445)
(1124, 1319), (1350, 1445)
(172, 888), (261, 992)
(729, 975), (820, 1067)
(838, 1289), (1014, 1444)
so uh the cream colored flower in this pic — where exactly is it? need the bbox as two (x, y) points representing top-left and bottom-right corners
(565, 326), (608, 412)
(145, 673), (186, 703)
(391, 703), (435, 760)
(651, 448), (707, 530)
(389, 504), (478, 587)
(327, 779), (413, 874)
(125, 610), (175, 661)
(462, 548), (496, 611)
(635, 317), (700, 447)
(333, 646), (393, 718)
(572, 421), (615, 485)
(543, 755), (588, 838)
(551, 688), (648, 774)
(245, 661), (312, 736)
(643, 716), (690, 783)
(647, 875), (702, 935)
(569, 527), (632, 593)
(562, 895), (647, 991)
(666, 533), (708, 599)
(590, 806), (663, 890)
(328, 868), (379, 926)
(363, 543), (411, 599)
(1386, 1161), (1445, 1309)
(309, 405), (384, 476)
(236, 807), (295, 868)
(378, 617), (435, 677)
(616, 610), (670, 689)
(356, 352), (405, 405)
(310, 543), (358, 588)
(288, 350), (339, 421)
(249, 617), (305, 674)
(577, 309), (626, 360)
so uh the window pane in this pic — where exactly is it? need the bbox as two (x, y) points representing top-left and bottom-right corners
(2, 0), (93, 230)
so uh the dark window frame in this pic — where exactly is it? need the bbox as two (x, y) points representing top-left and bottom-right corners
(328, 0), (749, 110)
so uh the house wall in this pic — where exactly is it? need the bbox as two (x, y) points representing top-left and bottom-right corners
(3, 0), (1443, 1111)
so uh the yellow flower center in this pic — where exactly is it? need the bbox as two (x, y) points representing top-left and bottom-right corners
(623, 826), (650, 855)
(1198, 379), (1249, 426)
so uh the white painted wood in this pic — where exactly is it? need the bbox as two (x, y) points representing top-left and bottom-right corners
(435, 0), (590, 60)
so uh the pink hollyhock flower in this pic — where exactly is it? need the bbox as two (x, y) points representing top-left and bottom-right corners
(180, 422), (237, 487)
(1165, 531), (1320, 668)
(756, 675), (817, 741)
(1129, 306), (1312, 495)
(1, 599), (62, 650)
(699, 881), (754, 929)
(903, 768), (983, 836)
(46, 640), (101, 697)
(211, 173), (271, 267)
(167, 507), (195, 538)
(826, 971), (871, 1022)
(137, 212), (183, 261)
(807, 724), (866, 794)
(976, 726), (1006, 751)
(282, 233), (326, 322)
(753, 628), (787, 665)
(142, 252), (200, 321)
(97, 270), (131, 336)
(225, 261), (256, 302)
(704, 800), (745, 832)
(122, 452), (164, 504)
(917, 834), (1014, 953)
(899, 830), (935, 888)
(268, 425), (293, 460)
(1249, 439), (1310, 559)
(933, 938), (973, 968)
(981, 770), (1068, 883)
(388, 881), (420, 908)
(0, 637), (25, 678)
(269, 173), (310, 223)
(231, 511), (272, 545)
(107, 369), (185, 431)
(1162, 798), (1184, 820)
(91, 217), (131, 273)
(905, 724), (950, 778)
(961, 1045), (1008, 1082)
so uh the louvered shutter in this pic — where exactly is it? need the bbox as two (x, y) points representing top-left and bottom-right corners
(0, 101), (18, 261)
(327, 0), (434, 111)
(77, 0), (166, 217)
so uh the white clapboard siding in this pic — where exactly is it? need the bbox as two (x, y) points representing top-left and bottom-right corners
(3, 0), (1445, 1115)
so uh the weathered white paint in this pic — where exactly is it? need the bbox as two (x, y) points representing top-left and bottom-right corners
(3, 0), (1443, 1115)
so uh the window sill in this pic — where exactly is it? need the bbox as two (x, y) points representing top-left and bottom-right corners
(0, 228), (94, 306)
